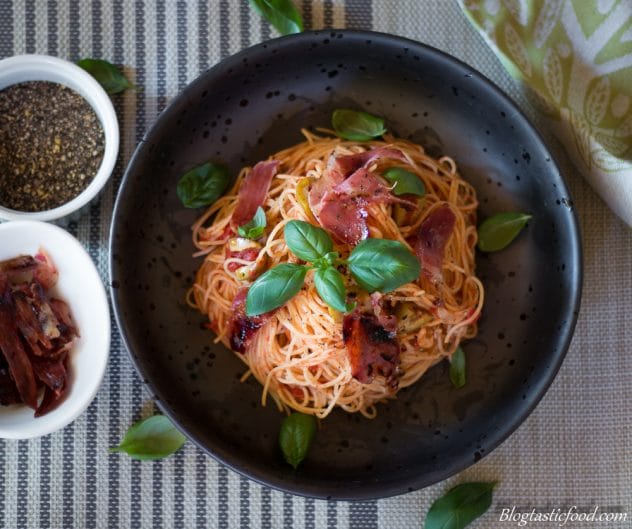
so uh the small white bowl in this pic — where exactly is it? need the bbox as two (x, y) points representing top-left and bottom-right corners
(0, 221), (110, 439)
(0, 54), (119, 222)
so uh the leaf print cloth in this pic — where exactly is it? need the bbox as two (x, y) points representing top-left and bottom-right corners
(459, 0), (632, 226)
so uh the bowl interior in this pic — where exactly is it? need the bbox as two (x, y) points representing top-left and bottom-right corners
(0, 221), (110, 439)
(111, 31), (581, 499)
(0, 55), (119, 220)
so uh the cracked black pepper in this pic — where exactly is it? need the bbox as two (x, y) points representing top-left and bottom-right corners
(0, 81), (105, 211)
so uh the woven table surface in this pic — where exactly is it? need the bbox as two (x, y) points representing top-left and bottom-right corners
(0, 1), (630, 528)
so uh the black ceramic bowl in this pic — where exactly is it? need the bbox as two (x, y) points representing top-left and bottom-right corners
(110, 30), (581, 500)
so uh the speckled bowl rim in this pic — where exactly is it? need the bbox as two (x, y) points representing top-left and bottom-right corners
(0, 54), (119, 222)
(110, 29), (582, 500)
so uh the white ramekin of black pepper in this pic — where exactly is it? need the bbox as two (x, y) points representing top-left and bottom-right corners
(0, 54), (119, 221)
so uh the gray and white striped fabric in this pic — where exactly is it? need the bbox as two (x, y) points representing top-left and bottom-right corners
(0, 1), (630, 528)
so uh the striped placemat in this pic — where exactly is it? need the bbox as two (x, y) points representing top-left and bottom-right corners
(0, 1), (630, 528)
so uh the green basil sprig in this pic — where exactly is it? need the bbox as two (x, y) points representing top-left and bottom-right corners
(332, 109), (387, 141)
(348, 238), (420, 293)
(249, 0), (303, 35)
(425, 482), (497, 529)
(109, 415), (186, 461)
(177, 162), (230, 208)
(314, 266), (353, 313)
(284, 220), (333, 261)
(279, 412), (317, 469)
(246, 263), (307, 316)
(383, 167), (426, 197)
(449, 346), (466, 389)
(77, 58), (137, 94)
(477, 212), (531, 252)
(238, 207), (267, 239)
(246, 220), (419, 316)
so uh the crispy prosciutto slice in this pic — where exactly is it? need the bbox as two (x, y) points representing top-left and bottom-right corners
(0, 253), (78, 416)
(228, 288), (271, 354)
(408, 204), (456, 283)
(329, 147), (407, 182)
(0, 356), (21, 406)
(308, 148), (411, 245)
(0, 275), (39, 409)
(342, 310), (400, 388)
(231, 160), (279, 229)
(0, 250), (58, 289)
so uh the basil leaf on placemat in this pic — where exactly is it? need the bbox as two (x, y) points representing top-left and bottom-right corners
(246, 263), (307, 316)
(425, 482), (497, 529)
(77, 58), (137, 94)
(314, 266), (351, 313)
(176, 162), (230, 208)
(279, 412), (317, 469)
(332, 109), (387, 141)
(238, 206), (267, 239)
(284, 220), (333, 262)
(449, 346), (466, 389)
(348, 238), (420, 293)
(477, 212), (531, 252)
(109, 415), (186, 460)
(249, 0), (303, 35)
(383, 167), (426, 196)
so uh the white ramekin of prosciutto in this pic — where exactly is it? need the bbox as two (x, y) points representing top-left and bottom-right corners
(0, 221), (109, 439)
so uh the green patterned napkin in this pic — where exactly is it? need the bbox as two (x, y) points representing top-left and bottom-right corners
(459, 0), (632, 226)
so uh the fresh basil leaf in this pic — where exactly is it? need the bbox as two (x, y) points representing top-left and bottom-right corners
(108, 415), (186, 461)
(348, 238), (420, 293)
(238, 207), (266, 239)
(425, 482), (497, 529)
(284, 220), (333, 263)
(383, 167), (425, 196)
(77, 58), (137, 94)
(279, 412), (317, 469)
(331, 109), (387, 141)
(246, 263), (307, 316)
(176, 162), (230, 209)
(249, 0), (303, 35)
(449, 346), (466, 389)
(477, 212), (531, 252)
(314, 267), (352, 313)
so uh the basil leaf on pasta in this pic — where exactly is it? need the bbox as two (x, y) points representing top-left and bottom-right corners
(449, 346), (466, 389)
(246, 263), (307, 316)
(383, 167), (425, 197)
(279, 412), (317, 469)
(284, 220), (333, 262)
(109, 415), (186, 461)
(332, 109), (387, 141)
(477, 212), (531, 252)
(314, 267), (351, 313)
(348, 238), (420, 293)
(238, 207), (266, 240)
(176, 162), (230, 209)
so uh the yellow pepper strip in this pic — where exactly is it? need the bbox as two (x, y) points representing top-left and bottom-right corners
(296, 177), (318, 224)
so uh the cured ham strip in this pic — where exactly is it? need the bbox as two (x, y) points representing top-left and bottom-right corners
(309, 147), (407, 218)
(308, 148), (411, 245)
(228, 288), (270, 354)
(318, 194), (370, 245)
(0, 254), (78, 416)
(342, 310), (400, 389)
(0, 275), (38, 409)
(0, 363), (21, 406)
(329, 147), (407, 181)
(231, 160), (279, 228)
(409, 204), (456, 283)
